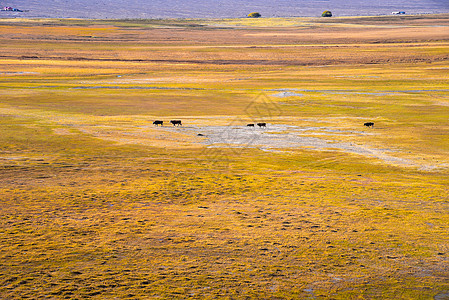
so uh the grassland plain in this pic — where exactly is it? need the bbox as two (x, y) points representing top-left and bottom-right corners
(0, 15), (448, 299)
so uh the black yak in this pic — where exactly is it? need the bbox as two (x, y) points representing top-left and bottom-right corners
(170, 120), (182, 126)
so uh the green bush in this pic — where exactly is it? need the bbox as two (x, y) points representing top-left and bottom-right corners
(322, 10), (332, 17)
(248, 12), (261, 18)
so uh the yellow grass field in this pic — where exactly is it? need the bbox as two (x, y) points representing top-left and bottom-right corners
(1, 15), (449, 299)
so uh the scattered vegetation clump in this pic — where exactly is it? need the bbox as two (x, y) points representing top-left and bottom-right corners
(248, 12), (261, 18)
(322, 10), (332, 17)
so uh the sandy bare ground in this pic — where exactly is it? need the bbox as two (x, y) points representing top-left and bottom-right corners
(152, 122), (448, 170)
(2, 105), (445, 170)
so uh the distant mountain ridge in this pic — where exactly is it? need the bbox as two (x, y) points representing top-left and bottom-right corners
(1, 0), (448, 19)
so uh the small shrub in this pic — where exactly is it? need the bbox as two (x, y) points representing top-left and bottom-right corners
(248, 12), (261, 18)
(322, 10), (332, 17)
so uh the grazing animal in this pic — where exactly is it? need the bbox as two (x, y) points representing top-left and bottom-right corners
(153, 120), (163, 126)
(364, 122), (374, 128)
(170, 120), (182, 126)
(247, 124), (255, 127)
(257, 122), (266, 128)
(197, 133), (204, 136)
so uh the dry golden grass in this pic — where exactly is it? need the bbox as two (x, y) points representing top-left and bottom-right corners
(0, 15), (448, 299)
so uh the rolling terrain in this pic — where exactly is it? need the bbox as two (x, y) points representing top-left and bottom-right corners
(1, 0), (448, 19)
